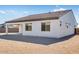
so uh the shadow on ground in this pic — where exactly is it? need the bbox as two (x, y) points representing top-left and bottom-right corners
(0, 34), (75, 45)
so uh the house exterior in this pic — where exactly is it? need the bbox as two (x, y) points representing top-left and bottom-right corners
(5, 10), (77, 38)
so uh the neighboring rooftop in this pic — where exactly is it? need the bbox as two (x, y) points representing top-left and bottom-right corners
(6, 10), (72, 23)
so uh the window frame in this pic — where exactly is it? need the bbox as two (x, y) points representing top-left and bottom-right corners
(41, 22), (50, 32)
(25, 23), (32, 31)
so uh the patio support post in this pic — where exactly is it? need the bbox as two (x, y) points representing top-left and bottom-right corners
(6, 24), (8, 34)
(19, 24), (23, 34)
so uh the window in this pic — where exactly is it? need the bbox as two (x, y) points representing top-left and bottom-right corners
(41, 22), (50, 31)
(25, 23), (32, 31)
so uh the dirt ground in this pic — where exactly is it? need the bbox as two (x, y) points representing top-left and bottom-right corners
(0, 35), (79, 54)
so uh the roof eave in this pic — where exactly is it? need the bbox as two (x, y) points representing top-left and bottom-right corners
(6, 17), (59, 23)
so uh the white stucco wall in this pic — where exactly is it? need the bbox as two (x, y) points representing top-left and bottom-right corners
(22, 11), (76, 38)
(58, 11), (77, 37)
(22, 20), (60, 38)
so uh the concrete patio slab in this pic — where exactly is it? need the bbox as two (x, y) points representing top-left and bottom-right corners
(0, 34), (74, 45)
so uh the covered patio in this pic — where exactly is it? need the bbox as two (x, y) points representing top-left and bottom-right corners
(5, 23), (23, 34)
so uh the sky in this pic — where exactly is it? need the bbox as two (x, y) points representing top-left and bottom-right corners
(0, 5), (79, 24)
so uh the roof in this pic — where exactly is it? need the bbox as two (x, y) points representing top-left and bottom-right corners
(6, 10), (72, 23)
